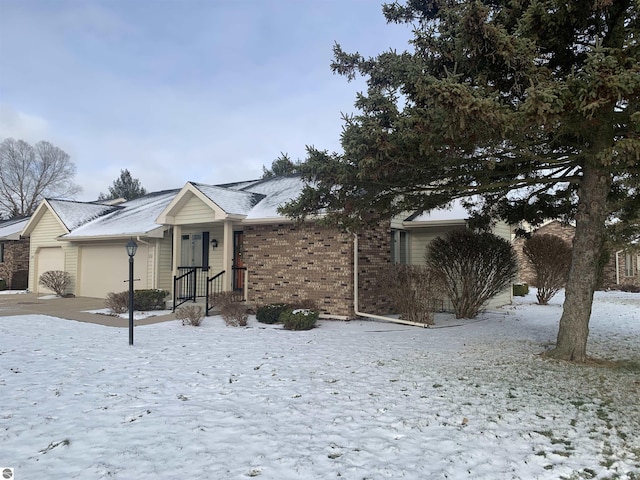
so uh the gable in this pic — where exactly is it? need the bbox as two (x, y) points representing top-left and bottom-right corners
(172, 191), (219, 225)
(22, 200), (69, 237)
(30, 209), (67, 246)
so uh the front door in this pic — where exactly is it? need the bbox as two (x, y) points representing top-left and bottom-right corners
(233, 231), (244, 291)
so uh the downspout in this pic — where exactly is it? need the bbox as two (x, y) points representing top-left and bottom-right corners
(352, 234), (429, 328)
(135, 236), (152, 288)
(615, 250), (623, 285)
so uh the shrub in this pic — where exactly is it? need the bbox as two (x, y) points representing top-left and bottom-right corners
(513, 283), (529, 296)
(175, 305), (204, 326)
(427, 229), (518, 319)
(105, 291), (129, 314)
(0, 278), (6, 291)
(105, 289), (169, 314)
(386, 264), (444, 325)
(523, 234), (572, 305)
(620, 284), (640, 293)
(280, 308), (319, 330)
(256, 303), (291, 324)
(212, 291), (248, 327)
(38, 270), (72, 296)
(134, 289), (169, 310)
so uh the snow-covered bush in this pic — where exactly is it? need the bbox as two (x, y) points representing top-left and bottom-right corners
(38, 270), (71, 297)
(427, 229), (518, 319)
(175, 305), (204, 326)
(523, 234), (571, 305)
(280, 309), (318, 330)
(256, 303), (290, 324)
(386, 264), (444, 325)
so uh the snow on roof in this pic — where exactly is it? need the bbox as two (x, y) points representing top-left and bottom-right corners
(47, 199), (120, 231)
(0, 217), (30, 240)
(407, 198), (471, 223)
(62, 190), (179, 238)
(191, 183), (264, 215)
(242, 176), (307, 219)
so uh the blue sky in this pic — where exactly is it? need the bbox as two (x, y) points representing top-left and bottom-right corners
(0, 0), (411, 201)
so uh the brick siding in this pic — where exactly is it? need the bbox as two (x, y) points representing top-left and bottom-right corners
(243, 222), (393, 318)
(513, 220), (633, 288)
(0, 239), (30, 289)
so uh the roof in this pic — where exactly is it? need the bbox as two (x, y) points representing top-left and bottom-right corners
(191, 183), (265, 215)
(47, 199), (120, 231)
(0, 217), (30, 241)
(62, 190), (179, 239)
(241, 176), (307, 220)
(405, 198), (471, 224)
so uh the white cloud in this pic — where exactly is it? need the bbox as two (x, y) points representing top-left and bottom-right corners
(0, 105), (50, 142)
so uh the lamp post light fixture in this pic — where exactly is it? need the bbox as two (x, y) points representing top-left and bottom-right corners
(211, 238), (218, 249)
(126, 238), (138, 345)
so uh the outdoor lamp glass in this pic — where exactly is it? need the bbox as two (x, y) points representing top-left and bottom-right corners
(126, 238), (138, 257)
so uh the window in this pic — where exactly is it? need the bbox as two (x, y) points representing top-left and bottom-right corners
(0, 242), (4, 263)
(391, 230), (409, 264)
(624, 252), (634, 277)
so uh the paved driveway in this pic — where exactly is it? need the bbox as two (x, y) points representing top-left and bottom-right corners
(0, 292), (176, 327)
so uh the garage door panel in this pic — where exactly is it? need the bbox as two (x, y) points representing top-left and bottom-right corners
(36, 247), (64, 294)
(79, 245), (149, 298)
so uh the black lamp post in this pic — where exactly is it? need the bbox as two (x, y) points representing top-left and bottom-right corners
(126, 238), (138, 345)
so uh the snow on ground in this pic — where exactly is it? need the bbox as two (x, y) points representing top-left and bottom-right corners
(0, 290), (638, 480)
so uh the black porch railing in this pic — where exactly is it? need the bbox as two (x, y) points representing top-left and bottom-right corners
(205, 270), (225, 316)
(173, 266), (209, 311)
(205, 267), (247, 316)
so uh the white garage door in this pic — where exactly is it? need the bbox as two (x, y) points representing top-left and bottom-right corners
(36, 247), (64, 294)
(78, 244), (149, 298)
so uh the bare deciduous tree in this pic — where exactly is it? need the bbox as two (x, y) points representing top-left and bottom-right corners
(0, 138), (81, 217)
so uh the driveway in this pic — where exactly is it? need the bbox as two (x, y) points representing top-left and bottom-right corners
(0, 292), (177, 327)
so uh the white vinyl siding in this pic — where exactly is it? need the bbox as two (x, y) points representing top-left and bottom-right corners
(173, 193), (216, 225)
(157, 231), (173, 292)
(408, 221), (513, 311)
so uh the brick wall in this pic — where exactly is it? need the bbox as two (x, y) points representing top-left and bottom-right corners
(513, 220), (630, 289)
(243, 222), (393, 318)
(0, 239), (30, 289)
(356, 223), (394, 316)
(513, 221), (575, 285)
(243, 223), (355, 317)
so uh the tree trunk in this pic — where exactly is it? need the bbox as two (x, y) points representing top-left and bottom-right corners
(543, 166), (611, 362)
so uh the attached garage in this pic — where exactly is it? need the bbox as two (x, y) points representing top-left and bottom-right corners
(35, 247), (64, 294)
(77, 244), (150, 298)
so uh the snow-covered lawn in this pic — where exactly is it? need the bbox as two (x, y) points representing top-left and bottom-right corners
(0, 290), (638, 479)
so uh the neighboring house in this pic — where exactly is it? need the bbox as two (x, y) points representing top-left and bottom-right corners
(513, 220), (639, 289)
(0, 217), (30, 290)
(21, 176), (513, 318)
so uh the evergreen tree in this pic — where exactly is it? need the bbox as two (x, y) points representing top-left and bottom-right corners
(261, 153), (299, 178)
(281, 0), (640, 362)
(98, 169), (147, 201)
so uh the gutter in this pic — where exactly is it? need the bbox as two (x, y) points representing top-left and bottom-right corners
(352, 234), (429, 328)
